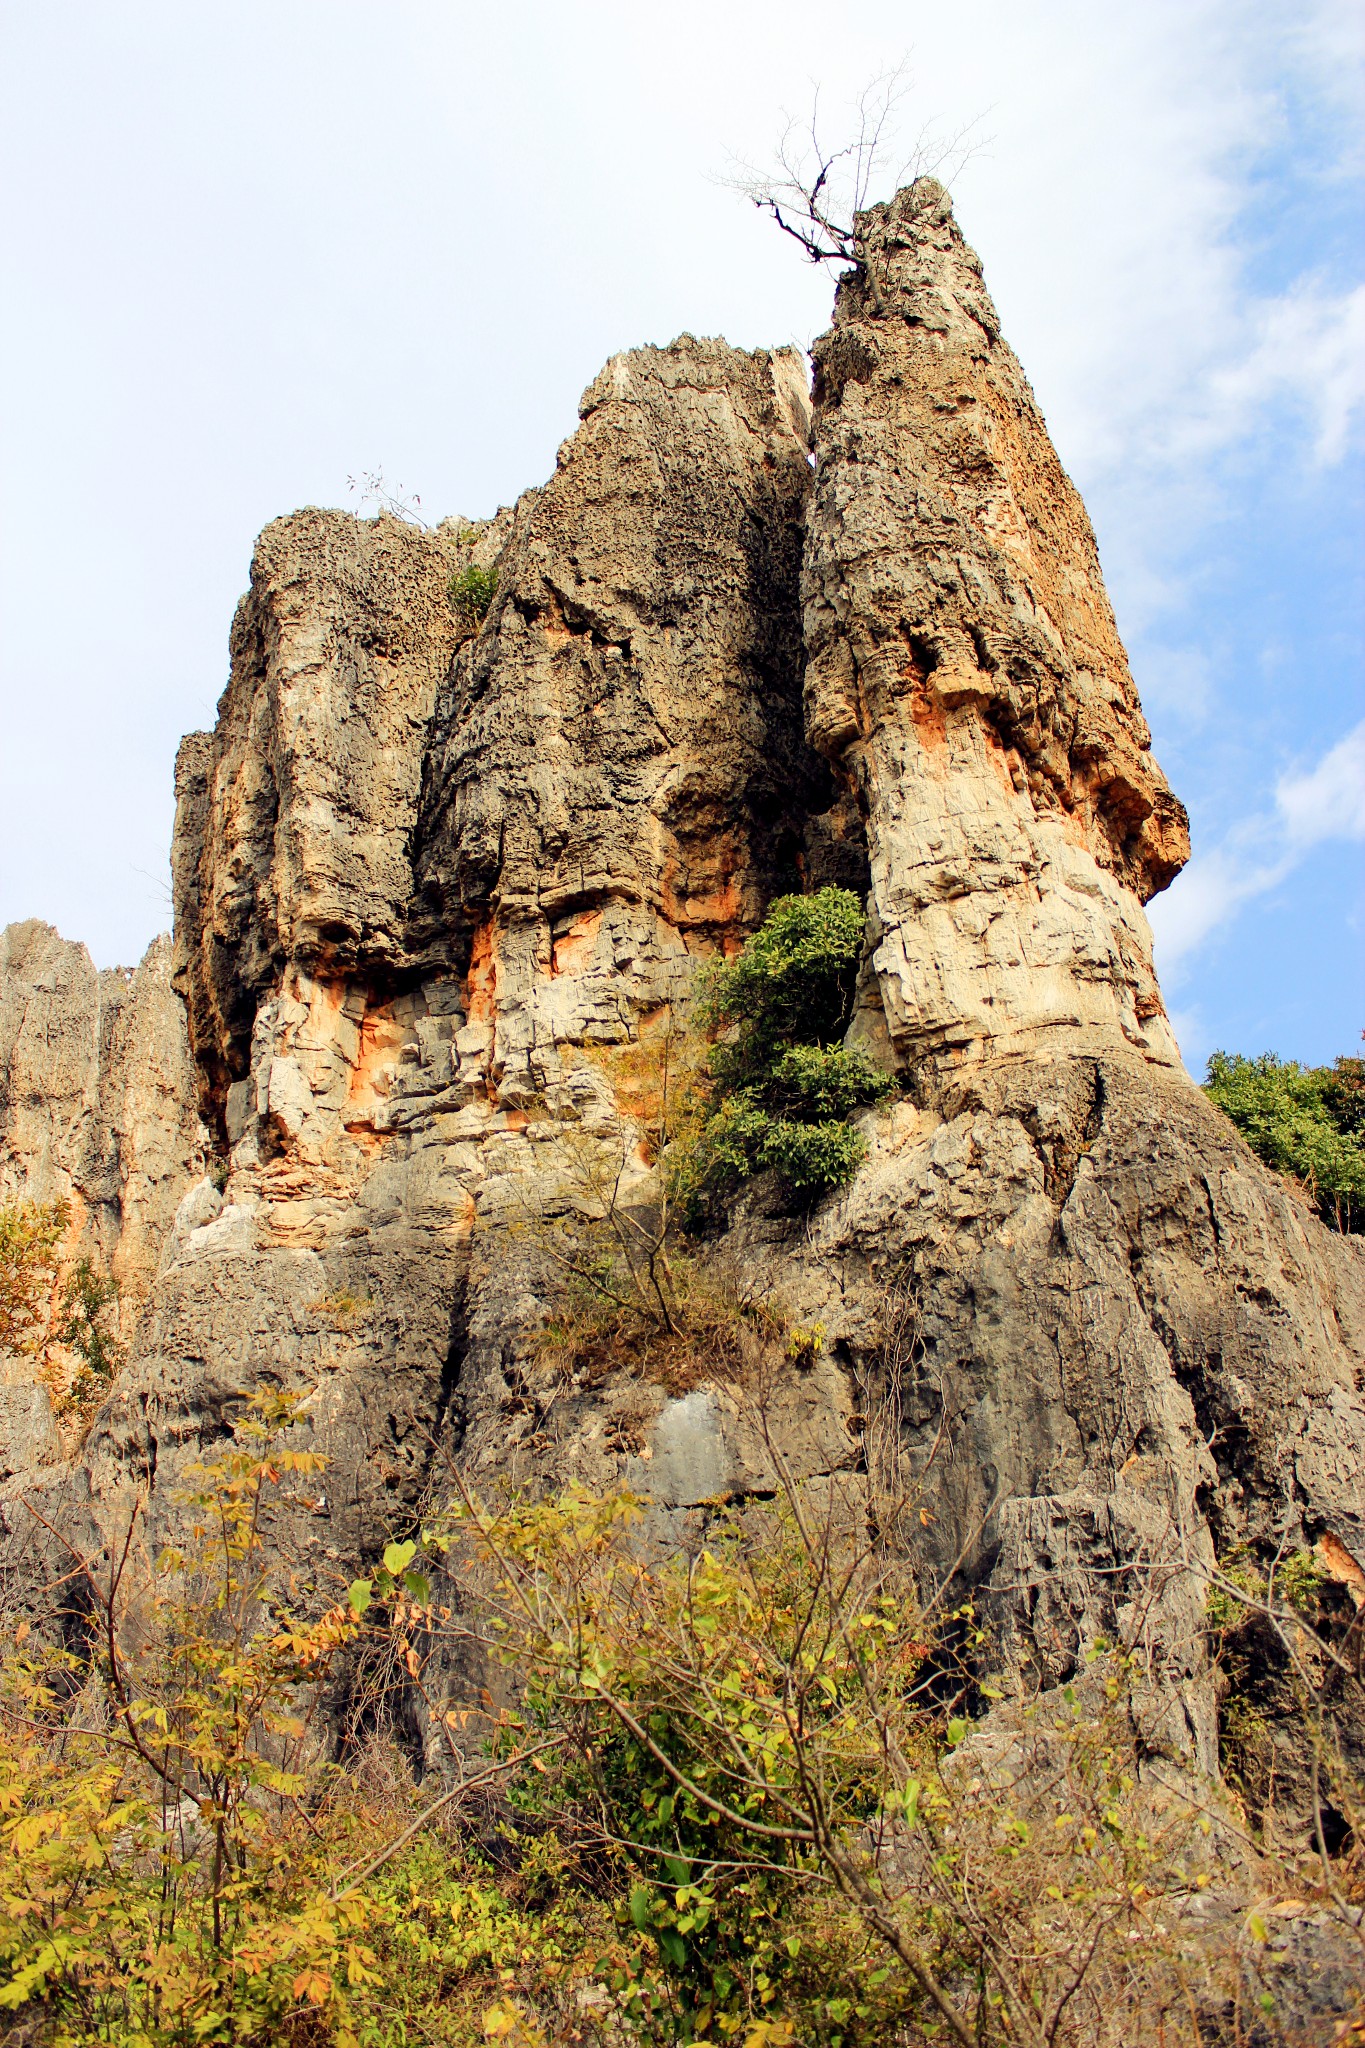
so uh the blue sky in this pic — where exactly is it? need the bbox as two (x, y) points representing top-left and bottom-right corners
(0, 0), (1360, 1076)
(1089, 22), (1365, 1068)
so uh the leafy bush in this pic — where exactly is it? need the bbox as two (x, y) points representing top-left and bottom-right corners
(678, 888), (891, 1220)
(5, 1401), (1359, 2045)
(0, 1389), (391, 2044)
(0, 1197), (66, 1356)
(0, 1395), (635, 2048)
(56, 1254), (123, 1409)
(448, 561), (498, 632)
(701, 888), (866, 1085)
(426, 1480), (1266, 2047)
(1204, 1049), (1365, 1231)
(442, 1486), (919, 2039)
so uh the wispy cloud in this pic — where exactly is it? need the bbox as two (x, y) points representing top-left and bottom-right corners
(1278, 719), (1365, 844)
(1150, 719), (1365, 973)
(1199, 280), (1365, 467)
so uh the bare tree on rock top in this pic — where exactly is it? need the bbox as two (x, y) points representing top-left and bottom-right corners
(723, 61), (979, 294)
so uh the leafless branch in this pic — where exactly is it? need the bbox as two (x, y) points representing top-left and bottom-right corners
(721, 62), (982, 277)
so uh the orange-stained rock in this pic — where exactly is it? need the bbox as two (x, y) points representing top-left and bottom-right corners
(804, 180), (1189, 1069)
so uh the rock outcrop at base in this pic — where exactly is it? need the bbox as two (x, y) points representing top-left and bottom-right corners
(1, 190), (1361, 1842)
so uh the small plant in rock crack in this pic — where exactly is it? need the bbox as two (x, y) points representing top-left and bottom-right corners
(519, 1007), (707, 1345)
(55, 1255), (124, 1411)
(674, 886), (893, 1224)
(346, 467), (430, 528)
(448, 560), (498, 633)
(309, 1286), (376, 1330)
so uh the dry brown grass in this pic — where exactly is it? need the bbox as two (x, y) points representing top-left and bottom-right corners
(532, 1258), (780, 1403)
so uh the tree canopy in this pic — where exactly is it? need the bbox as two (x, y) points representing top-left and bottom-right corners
(1204, 1049), (1365, 1233)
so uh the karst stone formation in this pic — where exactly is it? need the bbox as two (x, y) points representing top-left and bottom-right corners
(3, 184), (1362, 1813)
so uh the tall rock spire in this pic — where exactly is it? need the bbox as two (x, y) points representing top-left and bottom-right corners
(804, 180), (1189, 1071)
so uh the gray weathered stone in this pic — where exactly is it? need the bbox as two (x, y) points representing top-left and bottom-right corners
(0, 919), (203, 1337)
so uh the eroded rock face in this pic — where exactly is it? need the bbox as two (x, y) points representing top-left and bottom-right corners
(773, 181), (1365, 1806)
(3, 337), (847, 1666)
(723, 1052), (1365, 1772)
(173, 509), (490, 1105)
(0, 920), (203, 1474)
(410, 336), (840, 1104)
(0, 921), (201, 1318)
(804, 181), (1188, 1069)
(2, 209), (1361, 1871)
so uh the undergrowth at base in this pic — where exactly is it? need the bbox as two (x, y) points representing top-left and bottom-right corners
(2, 1392), (1362, 2045)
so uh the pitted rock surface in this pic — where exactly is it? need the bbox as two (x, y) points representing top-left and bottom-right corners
(0, 920), (202, 1473)
(803, 181), (1189, 1069)
(0, 920), (201, 1322)
(410, 335), (839, 1105)
(173, 508), (493, 1104)
(2, 335), (848, 1607)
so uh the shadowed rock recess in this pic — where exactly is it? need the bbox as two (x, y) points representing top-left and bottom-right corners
(2, 196), (1362, 1826)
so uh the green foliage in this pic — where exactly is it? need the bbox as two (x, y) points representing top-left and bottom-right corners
(679, 889), (891, 1220)
(752, 1113), (867, 1195)
(6, 1426), (1354, 2046)
(439, 1487), (925, 2040)
(56, 1254), (123, 1406)
(1204, 1049), (1365, 1231)
(352, 1831), (616, 2048)
(700, 888), (868, 1082)
(0, 1197), (67, 1356)
(448, 561), (498, 632)
(1202, 1538), (1362, 1861)
(0, 1388), (383, 2045)
(0, 1400), (626, 2048)
(762, 1042), (891, 1121)
(429, 1482), (1232, 2047)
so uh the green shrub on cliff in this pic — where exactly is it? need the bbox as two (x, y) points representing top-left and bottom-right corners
(448, 560), (498, 631)
(56, 1255), (123, 1408)
(676, 888), (891, 1220)
(1204, 1049), (1365, 1232)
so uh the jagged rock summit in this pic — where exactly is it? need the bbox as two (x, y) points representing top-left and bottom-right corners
(805, 181), (1188, 1069)
(2, 187), (1362, 1828)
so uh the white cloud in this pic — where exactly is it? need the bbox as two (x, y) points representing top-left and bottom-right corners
(1148, 839), (1293, 973)
(1201, 281), (1365, 467)
(1150, 719), (1365, 973)
(1130, 645), (1218, 731)
(1277, 719), (1365, 844)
